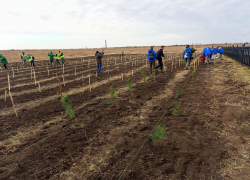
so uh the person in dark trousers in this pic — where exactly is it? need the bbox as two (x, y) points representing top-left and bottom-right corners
(0, 54), (8, 70)
(59, 51), (64, 64)
(95, 50), (104, 73)
(55, 53), (60, 65)
(28, 54), (35, 67)
(183, 46), (192, 70)
(48, 51), (54, 65)
(147, 46), (157, 74)
(21, 52), (27, 67)
(155, 46), (165, 73)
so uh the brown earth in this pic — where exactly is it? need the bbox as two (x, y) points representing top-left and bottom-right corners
(0, 54), (250, 180)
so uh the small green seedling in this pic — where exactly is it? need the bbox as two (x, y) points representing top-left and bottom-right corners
(106, 86), (119, 105)
(191, 78), (195, 83)
(172, 101), (181, 116)
(152, 69), (156, 81)
(139, 68), (147, 84)
(188, 84), (193, 89)
(191, 47), (197, 54)
(61, 95), (75, 118)
(191, 71), (196, 77)
(177, 88), (183, 96)
(129, 99), (135, 103)
(150, 125), (167, 141)
(127, 78), (133, 94)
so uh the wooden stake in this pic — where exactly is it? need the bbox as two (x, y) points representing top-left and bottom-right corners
(58, 79), (62, 98)
(5, 90), (7, 101)
(88, 58), (90, 69)
(0, 67), (2, 72)
(48, 69), (50, 76)
(8, 74), (10, 91)
(38, 82), (41, 92)
(34, 71), (37, 85)
(17, 66), (19, 73)
(179, 58), (180, 66)
(62, 74), (65, 87)
(63, 64), (64, 74)
(121, 73), (123, 80)
(89, 76), (91, 92)
(12, 68), (14, 78)
(132, 70), (134, 76)
(31, 67), (33, 79)
(75, 65), (77, 76)
(96, 71), (98, 77)
(9, 91), (17, 117)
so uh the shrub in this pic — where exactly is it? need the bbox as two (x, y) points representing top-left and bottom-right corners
(191, 71), (196, 77)
(152, 69), (156, 81)
(139, 68), (147, 84)
(60, 95), (75, 118)
(127, 78), (132, 93)
(150, 125), (167, 141)
(106, 86), (118, 105)
(177, 88), (183, 96)
(191, 47), (197, 54)
(172, 101), (181, 116)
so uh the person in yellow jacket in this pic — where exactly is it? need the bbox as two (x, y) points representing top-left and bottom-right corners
(21, 52), (27, 67)
(55, 53), (60, 65)
(59, 51), (64, 64)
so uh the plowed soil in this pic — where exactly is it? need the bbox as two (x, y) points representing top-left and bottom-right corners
(1, 55), (250, 180)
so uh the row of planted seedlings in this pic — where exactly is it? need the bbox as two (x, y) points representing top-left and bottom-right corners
(0, 52), (198, 177)
(55, 55), (201, 179)
(1, 52), (188, 119)
(1, 54), (155, 117)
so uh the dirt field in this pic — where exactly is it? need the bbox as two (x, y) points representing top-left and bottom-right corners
(0, 45), (211, 62)
(0, 51), (250, 180)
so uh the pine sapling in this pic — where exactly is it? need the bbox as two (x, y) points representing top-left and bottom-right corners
(191, 70), (196, 77)
(139, 68), (147, 84)
(172, 101), (181, 116)
(60, 95), (76, 121)
(127, 78), (133, 95)
(106, 86), (119, 105)
(150, 125), (167, 141)
(152, 69), (156, 81)
(177, 88), (183, 96)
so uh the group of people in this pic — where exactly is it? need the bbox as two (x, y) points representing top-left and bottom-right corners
(146, 45), (225, 72)
(0, 46), (225, 72)
(21, 52), (35, 67)
(48, 51), (65, 65)
(201, 46), (224, 64)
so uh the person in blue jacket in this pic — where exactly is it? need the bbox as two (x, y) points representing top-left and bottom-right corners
(147, 46), (157, 74)
(218, 47), (224, 58)
(203, 47), (212, 64)
(212, 47), (218, 59)
(183, 45), (193, 70)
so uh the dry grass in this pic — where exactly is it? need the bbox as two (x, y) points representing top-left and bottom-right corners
(1, 45), (207, 62)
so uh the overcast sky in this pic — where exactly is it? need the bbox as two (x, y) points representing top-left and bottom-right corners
(0, 0), (249, 49)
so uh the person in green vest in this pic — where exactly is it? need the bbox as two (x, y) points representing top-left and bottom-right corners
(28, 54), (35, 67)
(48, 51), (54, 65)
(0, 54), (9, 70)
(55, 53), (60, 65)
(21, 52), (27, 67)
(59, 51), (64, 64)
(121, 50), (124, 56)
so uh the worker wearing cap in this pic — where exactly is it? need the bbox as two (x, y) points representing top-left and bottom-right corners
(55, 53), (60, 65)
(21, 52), (27, 67)
(59, 51), (64, 64)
